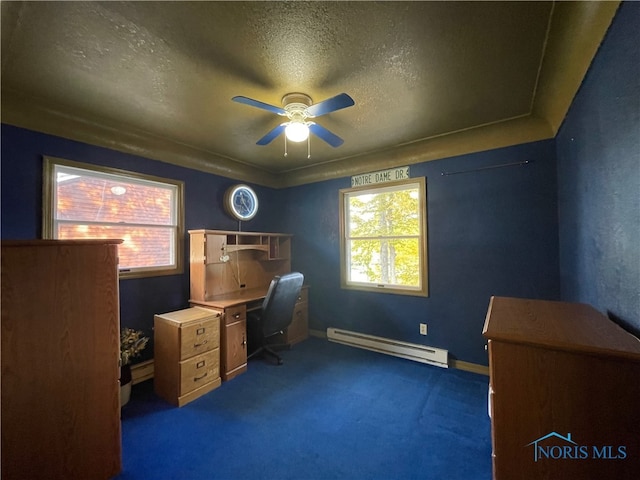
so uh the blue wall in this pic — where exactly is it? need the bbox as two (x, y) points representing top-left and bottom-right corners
(8, 2), (637, 366)
(0, 124), (282, 360)
(283, 141), (560, 365)
(556, 1), (640, 334)
(1, 123), (560, 366)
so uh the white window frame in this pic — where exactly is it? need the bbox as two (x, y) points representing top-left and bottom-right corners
(339, 177), (428, 297)
(43, 156), (184, 279)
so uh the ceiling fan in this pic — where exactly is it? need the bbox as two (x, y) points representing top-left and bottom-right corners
(232, 92), (355, 149)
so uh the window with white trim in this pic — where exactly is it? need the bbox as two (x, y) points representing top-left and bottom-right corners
(340, 177), (428, 296)
(43, 157), (184, 278)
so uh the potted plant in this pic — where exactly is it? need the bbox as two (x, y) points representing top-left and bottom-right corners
(120, 328), (149, 407)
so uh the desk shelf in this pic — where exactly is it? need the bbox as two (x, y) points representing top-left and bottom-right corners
(191, 230), (291, 267)
(225, 244), (269, 253)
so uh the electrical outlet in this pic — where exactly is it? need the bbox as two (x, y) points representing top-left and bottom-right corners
(420, 323), (427, 335)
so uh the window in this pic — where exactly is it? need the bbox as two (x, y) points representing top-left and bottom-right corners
(340, 177), (428, 296)
(43, 157), (184, 279)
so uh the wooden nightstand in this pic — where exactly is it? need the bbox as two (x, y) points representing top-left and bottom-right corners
(154, 307), (222, 406)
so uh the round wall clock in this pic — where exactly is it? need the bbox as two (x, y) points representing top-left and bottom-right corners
(224, 184), (259, 221)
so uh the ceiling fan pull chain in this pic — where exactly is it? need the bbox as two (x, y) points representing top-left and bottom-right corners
(284, 136), (288, 157)
(307, 136), (311, 159)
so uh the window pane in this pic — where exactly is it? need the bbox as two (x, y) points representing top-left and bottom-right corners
(340, 177), (427, 296)
(44, 157), (184, 278)
(56, 171), (175, 226)
(348, 187), (420, 238)
(58, 224), (175, 269)
(348, 238), (421, 287)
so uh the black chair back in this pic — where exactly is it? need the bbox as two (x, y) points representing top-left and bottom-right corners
(260, 272), (304, 337)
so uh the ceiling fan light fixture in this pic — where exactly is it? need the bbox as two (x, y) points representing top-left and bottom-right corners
(232, 91), (353, 150)
(285, 121), (309, 142)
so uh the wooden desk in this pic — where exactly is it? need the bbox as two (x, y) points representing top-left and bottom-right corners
(190, 286), (309, 381)
(188, 229), (308, 381)
(189, 287), (264, 381)
(193, 286), (269, 310)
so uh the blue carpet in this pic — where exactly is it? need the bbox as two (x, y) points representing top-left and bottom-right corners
(116, 338), (492, 480)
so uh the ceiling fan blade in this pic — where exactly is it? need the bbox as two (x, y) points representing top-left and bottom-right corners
(256, 124), (286, 145)
(309, 123), (344, 147)
(306, 93), (355, 118)
(232, 96), (286, 116)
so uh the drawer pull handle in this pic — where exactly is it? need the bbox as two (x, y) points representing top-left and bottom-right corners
(197, 327), (205, 335)
(233, 313), (241, 319)
(241, 335), (246, 347)
(196, 360), (205, 368)
(194, 372), (208, 381)
(194, 340), (208, 347)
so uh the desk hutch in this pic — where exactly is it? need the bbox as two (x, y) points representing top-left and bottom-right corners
(187, 230), (308, 381)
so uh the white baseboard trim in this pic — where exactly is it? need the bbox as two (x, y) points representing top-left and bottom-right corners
(312, 328), (488, 375)
(309, 328), (326, 339)
(449, 359), (489, 376)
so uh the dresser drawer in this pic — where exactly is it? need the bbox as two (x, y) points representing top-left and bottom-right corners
(225, 304), (246, 325)
(179, 349), (220, 395)
(180, 316), (219, 359)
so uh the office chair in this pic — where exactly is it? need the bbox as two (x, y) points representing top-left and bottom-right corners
(247, 272), (304, 365)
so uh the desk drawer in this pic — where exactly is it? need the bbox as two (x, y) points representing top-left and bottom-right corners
(225, 305), (246, 325)
(287, 301), (308, 344)
(180, 317), (219, 359)
(179, 349), (219, 395)
(296, 288), (308, 304)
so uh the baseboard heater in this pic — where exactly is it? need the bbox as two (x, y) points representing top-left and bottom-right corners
(326, 328), (448, 368)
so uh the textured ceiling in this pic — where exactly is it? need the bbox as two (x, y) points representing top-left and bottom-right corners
(1, 1), (619, 187)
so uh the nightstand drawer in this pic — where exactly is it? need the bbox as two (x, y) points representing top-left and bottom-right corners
(179, 349), (220, 395)
(180, 317), (219, 359)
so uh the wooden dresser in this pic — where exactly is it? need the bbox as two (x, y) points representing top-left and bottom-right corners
(154, 307), (222, 406)
(1, 240), (122, 480)
(188, 230), (309, 381)
(483, 296), (640, 480)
